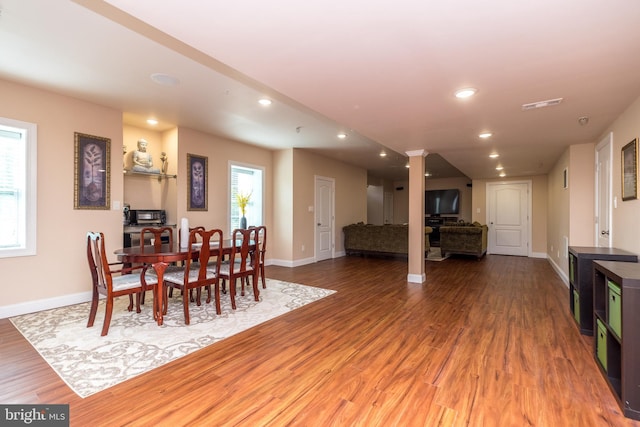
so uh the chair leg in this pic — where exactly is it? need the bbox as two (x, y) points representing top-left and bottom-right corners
(101, 298), (114, 336)
(127, 294), (134, 312)
(251, 273), (260, 301)
(135, 292), (142, 313)
(205, 285), (211, 304)
(214, 281), (221, 315)
(182, 288), (191, 325)
(260, 264), (266, 288)
(87, 290), (99, 328)
(230, 279), (237, 310)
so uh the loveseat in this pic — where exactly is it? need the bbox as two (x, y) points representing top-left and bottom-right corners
(439, 222), (488, 259)
(343, 223), (433, 257)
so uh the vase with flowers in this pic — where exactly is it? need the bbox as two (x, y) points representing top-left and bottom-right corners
(236, 190), (252, 229)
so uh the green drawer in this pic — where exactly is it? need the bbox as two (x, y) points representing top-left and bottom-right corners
(573, 289), (580, 324)
(608, 280), (621, 337)
(569, 254), (575, 283)
(596, 318), (607, 371)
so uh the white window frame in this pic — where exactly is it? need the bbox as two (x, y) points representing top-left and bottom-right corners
(0, 117), (37, 258)
(229, 161), (264, 234)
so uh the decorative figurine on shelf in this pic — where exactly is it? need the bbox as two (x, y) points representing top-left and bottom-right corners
(160, 152), (168, 174)
(132, 138), (160, 173)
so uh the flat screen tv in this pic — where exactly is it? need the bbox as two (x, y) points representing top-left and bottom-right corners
(425, 189), (460, 215)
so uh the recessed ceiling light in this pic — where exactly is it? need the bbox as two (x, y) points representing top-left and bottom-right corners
(337, 133), (347, 139)
(425, 172), (432, 177)
(258, 98), (272, 106)
(150, 73), (179, 87)
(455, 88), (477, 99)
(499, 172), (506, 177)
(379, 151), (387, 157)
(146, 118), (158, 125)
(489, 153), (499, 159)
(496, 165), (504, 171)
(479, 132), (492, 139)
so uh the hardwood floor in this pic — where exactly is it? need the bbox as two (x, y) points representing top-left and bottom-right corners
(2, 255), (639, 426)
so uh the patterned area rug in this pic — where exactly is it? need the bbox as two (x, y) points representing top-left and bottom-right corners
(10, 279), (335, 398)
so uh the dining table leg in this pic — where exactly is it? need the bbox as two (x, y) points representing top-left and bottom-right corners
(152, 262), (168, 326)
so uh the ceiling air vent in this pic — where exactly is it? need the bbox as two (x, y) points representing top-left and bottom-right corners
(521, 97), (563, 111)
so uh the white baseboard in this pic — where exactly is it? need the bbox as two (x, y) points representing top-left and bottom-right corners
(0, 291), (93, 319)
(407, 273), (426, 283)
(547, 255), (569, 287)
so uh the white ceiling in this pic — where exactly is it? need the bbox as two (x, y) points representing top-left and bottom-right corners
(2, 0), (640, 181)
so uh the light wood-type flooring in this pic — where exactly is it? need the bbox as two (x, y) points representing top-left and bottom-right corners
(2, 254), (639, 426)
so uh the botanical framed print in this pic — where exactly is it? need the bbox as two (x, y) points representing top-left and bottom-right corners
(74, 132), (110, 209)
(187, 153), (207, 211)
(621, 138), (638, 201)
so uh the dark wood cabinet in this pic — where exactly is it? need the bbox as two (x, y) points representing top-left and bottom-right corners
(568, 246), (637, 335)
(593, 260), (640, 421)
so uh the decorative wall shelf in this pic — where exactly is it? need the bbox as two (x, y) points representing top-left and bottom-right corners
(123, 169), (177, 182)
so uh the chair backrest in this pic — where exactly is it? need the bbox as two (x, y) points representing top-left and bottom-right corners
(86, 231), (110, 291)
(249, 225), (267, 263)
(185, 228), (224, 280)
(140, 227), (174, 252)
(179, 226), (205, 246)
(229, 228), (258, 272)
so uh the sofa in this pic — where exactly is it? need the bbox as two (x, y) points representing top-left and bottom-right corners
(439, 222), (488, 259)
(343, 223), (433, 257)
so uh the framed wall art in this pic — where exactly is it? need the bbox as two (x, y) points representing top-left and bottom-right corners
(621, 138), (638, 201)
(187, 153), (207, 211)
(74, 132), (111, 209)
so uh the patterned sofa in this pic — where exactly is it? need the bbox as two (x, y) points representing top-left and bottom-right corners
(343, 223), (433, 257)
(439, 222), (488, 259)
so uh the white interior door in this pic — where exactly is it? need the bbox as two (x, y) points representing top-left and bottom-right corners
(596, 133), (612, 247)
(315, 176), (334, 261)
(487, 181), (530, 256)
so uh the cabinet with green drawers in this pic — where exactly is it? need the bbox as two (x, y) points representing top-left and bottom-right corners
(568, 246), (637, 335)
(593, 260), (640, 421)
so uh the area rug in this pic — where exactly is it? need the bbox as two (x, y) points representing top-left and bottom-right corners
(9, 279), (335, 398)
(426, 247), (449, 261)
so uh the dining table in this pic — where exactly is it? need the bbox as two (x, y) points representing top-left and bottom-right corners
(115, 239), (257, 326)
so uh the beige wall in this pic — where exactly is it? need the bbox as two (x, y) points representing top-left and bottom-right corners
(392, 176), (472, 224)
(0, 79), (124, 309)
(472, 175), (548, 255)
(292, 149), (367, 261)
(603, 95), (640, 253)
(0, 78), (372, 317)
(546, 95), (640, 280)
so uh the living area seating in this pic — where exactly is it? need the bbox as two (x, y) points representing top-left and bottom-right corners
(439, 222), (488, 259)
(343, 223), (433, 257)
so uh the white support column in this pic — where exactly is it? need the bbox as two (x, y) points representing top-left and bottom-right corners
(406, 149), (427, 283)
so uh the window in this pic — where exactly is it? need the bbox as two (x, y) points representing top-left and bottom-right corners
(229, 163), (263, 233)
(0, 117), (37, 258)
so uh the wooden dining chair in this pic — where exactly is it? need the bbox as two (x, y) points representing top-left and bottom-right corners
(139, 226), (183, 302)
(162, 228), (224, 324)
(86, 231), (158, 336)
(140, 226), (174, 253)
(249, 225), (267, 289)
(220, 228), (259, 309)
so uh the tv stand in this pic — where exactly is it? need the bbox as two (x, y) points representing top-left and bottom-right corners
(425, 216), (457, 247)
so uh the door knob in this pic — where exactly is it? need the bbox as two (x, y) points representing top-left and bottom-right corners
(317, 223), (321, 226)
(601, 230), (610, 236)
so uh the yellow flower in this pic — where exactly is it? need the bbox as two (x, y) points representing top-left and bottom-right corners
(236, 190), (252, 216)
